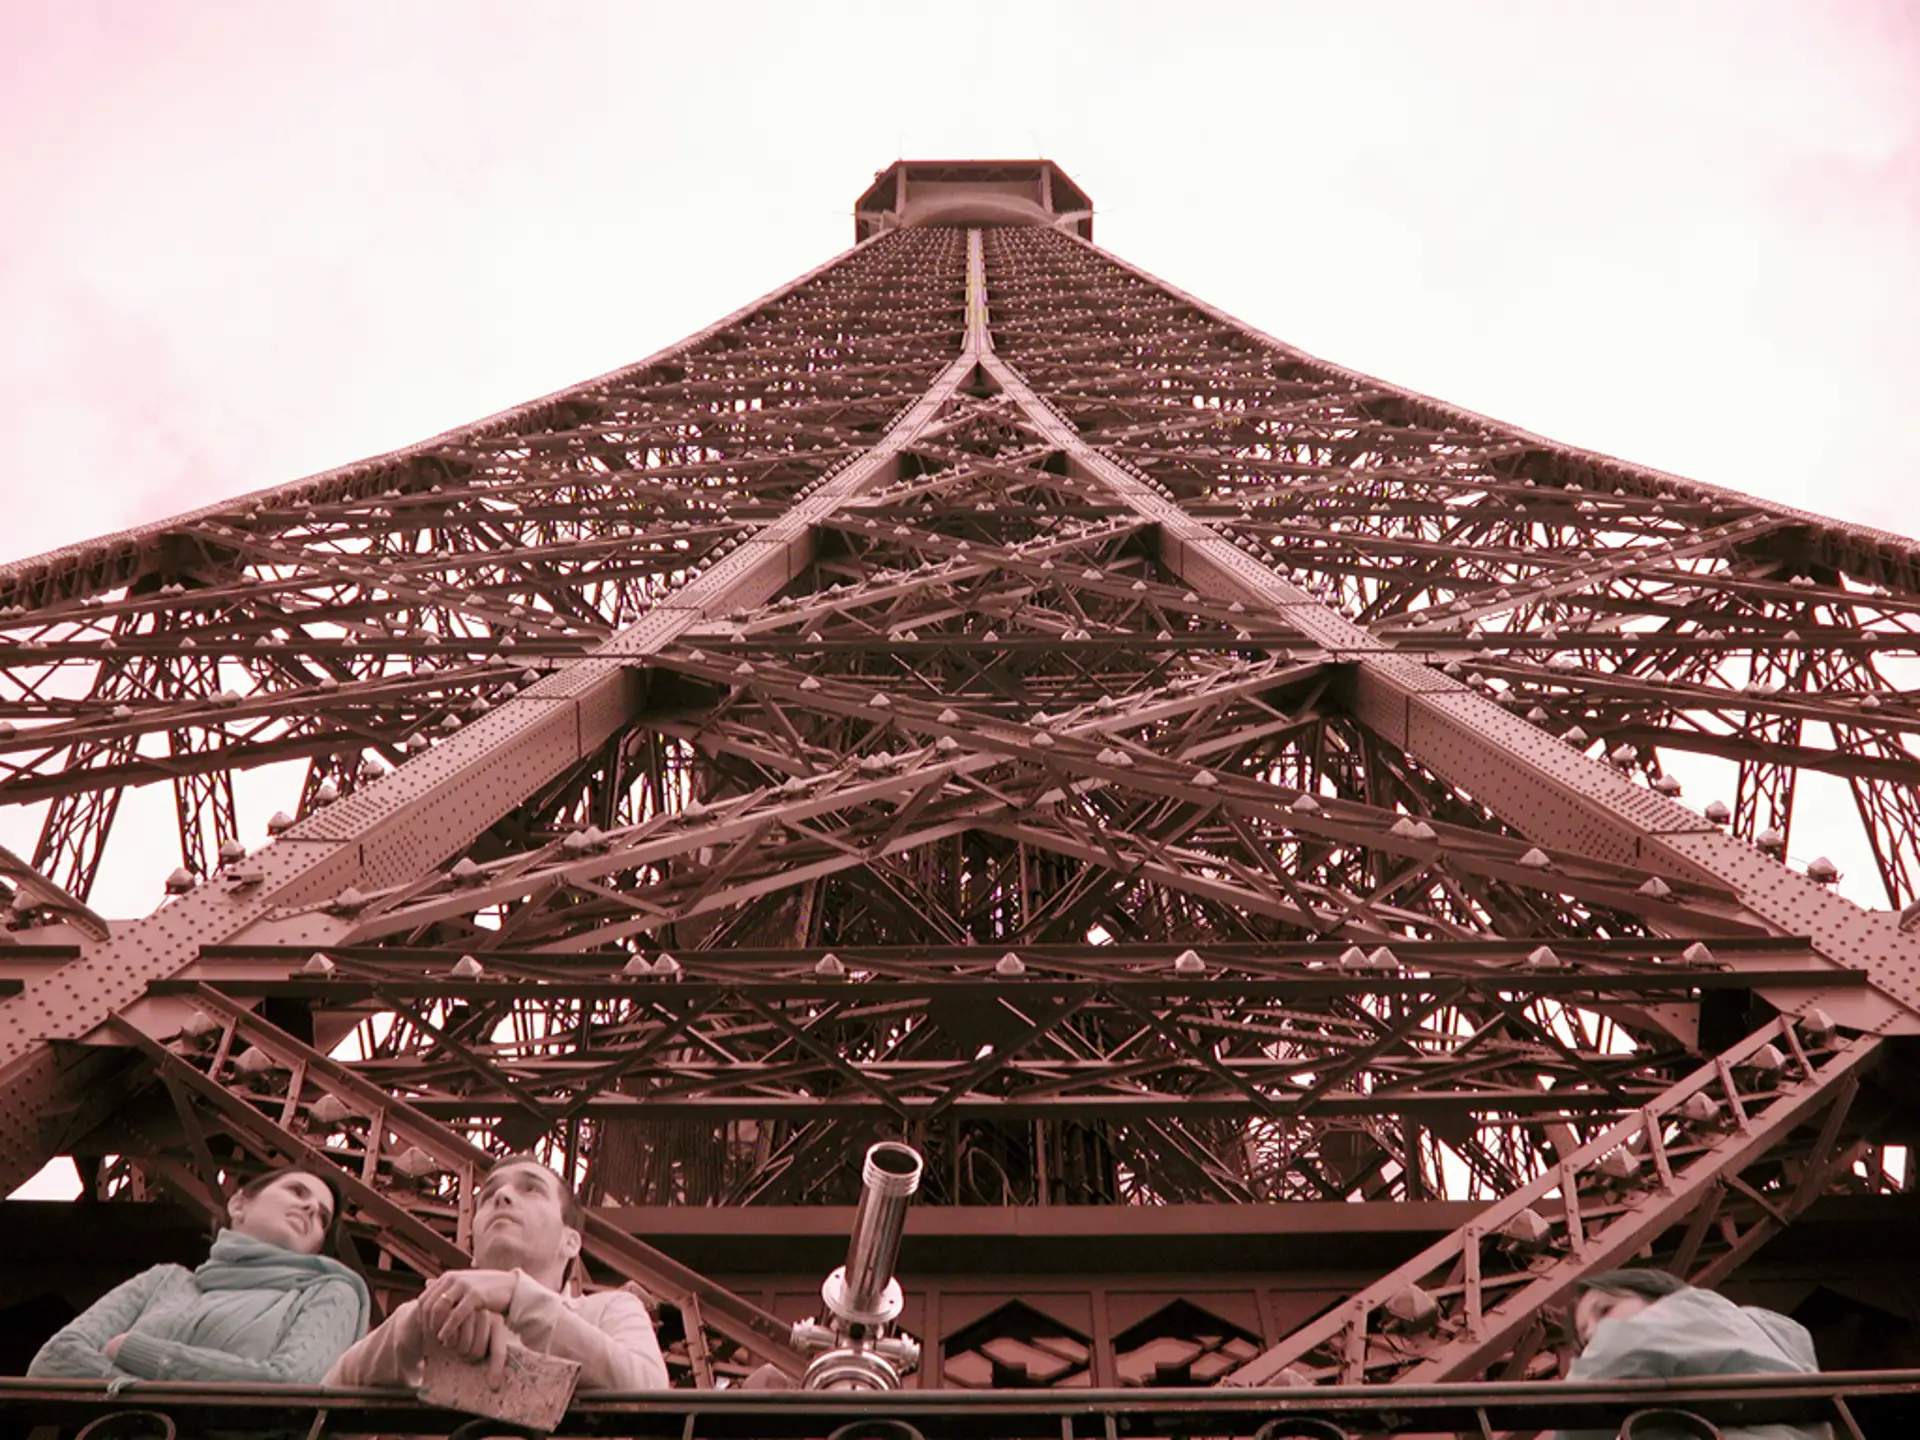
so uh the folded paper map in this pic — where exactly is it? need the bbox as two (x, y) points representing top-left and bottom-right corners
(420, 1343), (582, 1433)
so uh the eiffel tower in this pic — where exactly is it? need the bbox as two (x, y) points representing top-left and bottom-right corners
(3, 160), (1919, 1410)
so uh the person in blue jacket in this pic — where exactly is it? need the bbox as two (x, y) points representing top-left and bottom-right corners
(1557, 1269), (1831, 1440)
(27, 1166), (369, 1385)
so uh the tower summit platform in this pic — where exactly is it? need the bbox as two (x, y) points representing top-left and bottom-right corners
(854, 159), (1092, 240)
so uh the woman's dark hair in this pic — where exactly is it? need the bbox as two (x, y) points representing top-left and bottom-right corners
(1575, 1268), (1690, 1301)
(226, 1165), (354, 1263)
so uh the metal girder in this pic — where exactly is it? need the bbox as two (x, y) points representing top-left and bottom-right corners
(116, 983), (808, 1375)
(0, 843), (110, 942)
(106, 931), (1864, 1217)
(165, 967), (1722, 1125)
(105, 1012), (472, 1281)
(0, 230), (986, 1193)
(275, 644), (1761, 955)
(1044, 226), (1920, 582)
(972, 229), (1920, 1034)
(0, 235), (878, 609)
(4, 179), (1920, 1410)
(1221, 1015), (1881, 1386)
(1730, 645), (1804, 852)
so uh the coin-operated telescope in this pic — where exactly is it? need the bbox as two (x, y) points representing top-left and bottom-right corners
(791, 1141), (924, 1390)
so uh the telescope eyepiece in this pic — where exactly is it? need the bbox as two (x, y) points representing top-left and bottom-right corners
(862, 1141), (923, 1198)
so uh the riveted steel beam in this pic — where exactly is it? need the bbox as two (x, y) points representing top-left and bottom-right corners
(0, 237), (876, 610)
(973, 280), (1920, 1036)
(116, 985), (808, 1374)
(0, 233), (991, 1194)
(1221, 1015), (1883, 1387)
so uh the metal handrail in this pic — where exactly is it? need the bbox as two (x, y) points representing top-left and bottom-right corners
(0, 1368), (1907, 1438)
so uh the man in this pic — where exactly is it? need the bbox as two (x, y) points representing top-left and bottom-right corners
(326, 1155), (667, 1391)
(1557, 1269), (1830, 1440)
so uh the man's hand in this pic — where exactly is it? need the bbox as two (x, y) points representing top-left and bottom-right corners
(421, 1269), (518, 1354)
(483, 1311), (510, 1390)
(431, 1303), (494, 1363)
(103, 1334), (126, 1363)
(422, 1311), (513, 1392)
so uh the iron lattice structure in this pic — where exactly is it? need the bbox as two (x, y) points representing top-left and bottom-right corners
(3, 161), (1920, 1404)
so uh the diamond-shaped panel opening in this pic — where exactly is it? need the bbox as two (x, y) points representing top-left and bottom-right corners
(1112, 1297), (1263, 1386)
(942, 1298), (1092, 1388)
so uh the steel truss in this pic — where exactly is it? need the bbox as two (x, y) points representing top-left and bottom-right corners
(3, 163), (1920, 1404)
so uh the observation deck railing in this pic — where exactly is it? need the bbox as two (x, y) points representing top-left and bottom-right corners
(2, 1370), (1915, 1440)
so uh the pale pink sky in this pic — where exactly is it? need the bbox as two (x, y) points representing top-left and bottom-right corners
(2, 1), (1916, 565)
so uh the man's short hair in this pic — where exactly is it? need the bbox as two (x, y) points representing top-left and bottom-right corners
(483, 1153), (585, 1231)
(1575, 1268), (1690, 1302)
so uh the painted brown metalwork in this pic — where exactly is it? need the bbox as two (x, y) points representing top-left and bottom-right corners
(3, 163), (1920, 1418)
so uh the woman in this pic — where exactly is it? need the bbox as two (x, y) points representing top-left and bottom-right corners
(1557, 1269), (1830, 1440)
(29, 1167), (370, 1384)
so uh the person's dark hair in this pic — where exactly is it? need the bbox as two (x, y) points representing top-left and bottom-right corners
(1575, 1268), (1690, 1301)
(226, 1165), (353, 1262)
(485, 1154), (585, 1231)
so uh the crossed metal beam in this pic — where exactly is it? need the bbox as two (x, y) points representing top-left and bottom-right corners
(0, 213), (1914, 1395)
